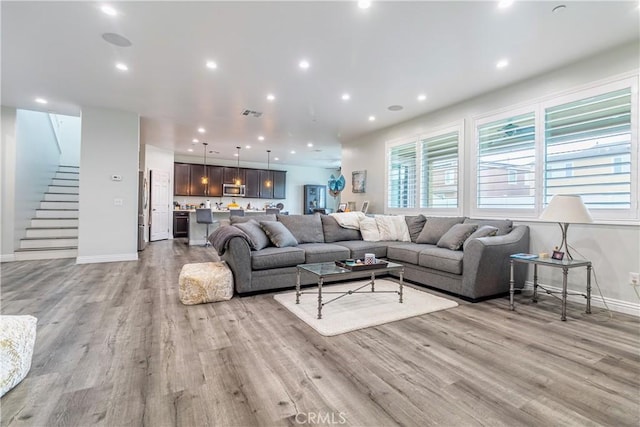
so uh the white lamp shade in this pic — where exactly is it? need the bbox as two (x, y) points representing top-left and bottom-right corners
(539, 194), (593, 224)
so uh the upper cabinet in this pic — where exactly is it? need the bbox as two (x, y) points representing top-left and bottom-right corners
(174, 163), (285, 199)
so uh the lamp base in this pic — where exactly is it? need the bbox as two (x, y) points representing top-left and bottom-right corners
(557, 222), (573, 261)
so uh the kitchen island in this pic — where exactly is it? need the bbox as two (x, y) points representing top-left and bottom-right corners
(183, 209), (281, 246)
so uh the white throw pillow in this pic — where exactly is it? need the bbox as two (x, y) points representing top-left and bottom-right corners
(359, 217), (381, 241)
(375, 215), (411, 241)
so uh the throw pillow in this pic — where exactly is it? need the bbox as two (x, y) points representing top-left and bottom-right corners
(276, 213), (324, 243)
(462, 225), (499, 251)
(359, 217), (381, 241)
(260, 221), (298, 248)
(375, 215), (411, 241)
(416, 216), (465, 244)
(233, 220), (271, 250)
(437, 223), (478, 251)
(404, 214), (426, 242)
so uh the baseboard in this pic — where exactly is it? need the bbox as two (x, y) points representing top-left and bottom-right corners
(0, 253), (16, 262)
(523, 281), (640, 317)
(76, 253), (138, 264)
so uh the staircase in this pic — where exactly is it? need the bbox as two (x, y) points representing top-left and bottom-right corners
(15, 165), (79, 261)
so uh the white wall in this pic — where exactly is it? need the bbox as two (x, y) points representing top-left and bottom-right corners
(54, 114), (82, 166)
(174, 153), (340, 215)
(14, 109), (62, 248)
(144, 144), (174, 239)
(342, 42), (640, 313)
(77, 107), (139, 263)
(1, 107), (17, 261)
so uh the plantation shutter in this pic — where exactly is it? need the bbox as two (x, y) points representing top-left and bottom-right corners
(420, 131), (458, 208)
(544, 87), (632, 209)
(476, 112), (536, 209)
(387, 141), (417, 208)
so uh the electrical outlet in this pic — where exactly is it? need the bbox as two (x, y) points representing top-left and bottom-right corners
(630, 272), (640, 286)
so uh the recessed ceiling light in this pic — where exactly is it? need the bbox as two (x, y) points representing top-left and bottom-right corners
(35, 97), (48, 104)
(552, 4), (567, 13)
(266, 94), (275, 101)
(341, 93), (351, 101)
(307, 142), (314, 147)
(358, 1), (372, 9)
(417, 94), (427, 101)
(498, 0), (514, 9)
(115, 62), (128, 71)
(198, 127), (205, 133)
(101, 5), (118, 16)
(187, 148), (194, 152)
(274, 157), (279, 161)
(388, 105), (403, 111)
(192, 138), (199, 143)
(234, 153), (239, 157)
(258, 135), (265, 141)
(496, 59), (509, 69)
(290, 150), (296, 154)
(245, 145), (251, 149)
(206, 60), (217, 69)
(299, 59), (310, 70)
(368, 116), (376, 122)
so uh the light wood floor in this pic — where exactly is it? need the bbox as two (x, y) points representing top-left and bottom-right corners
(1, 239), (639, 427)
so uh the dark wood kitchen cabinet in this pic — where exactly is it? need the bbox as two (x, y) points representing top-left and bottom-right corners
(260, 170), (274, 199)
(189, 164), (207, 196)
(223, 167), (245, 185)
(244, 169), (261, 198)
(174, 163), (190, 196)
(207, 166), (223, 197)
(272, 170), (286, 199)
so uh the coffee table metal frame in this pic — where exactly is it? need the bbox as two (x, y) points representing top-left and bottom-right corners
(296, 261), (405, 319)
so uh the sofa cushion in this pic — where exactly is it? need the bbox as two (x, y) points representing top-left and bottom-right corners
(387, 243), (435, 265)
(233, 220), (271, 250)
(321, 215), (362, 242)
(260, 221), (298, 248)
(297, 243), (351, 264)
(332, 240), (392, 260)
(462, 225), (499, 251)
(230, 214), (277, 224)
(251, 247), (306, 270)
(359, 217), (381, 241)
(416, 216), (465, 244)
(375, 215), (411, 241)
(277, 213), (325, 243)
(437, 223), (478, 251)
(463, 218), (512, 236)
(405, 215), (427, 242)
(418, 247), (465, 275)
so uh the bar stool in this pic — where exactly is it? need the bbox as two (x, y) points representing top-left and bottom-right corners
(265, 208), (280, 215)
(195, 209), (215, 247)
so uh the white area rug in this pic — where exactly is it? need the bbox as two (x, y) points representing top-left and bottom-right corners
(274, 279), (458, 336)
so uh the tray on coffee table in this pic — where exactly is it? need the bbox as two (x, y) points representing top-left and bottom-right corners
(335, 259), (389, 271)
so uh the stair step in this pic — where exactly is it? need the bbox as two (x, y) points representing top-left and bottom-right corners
(35, 209), (78, 219)
(14, 247), (78, 261)
(44, 193), (79, 202)
(55, 171), (79, 179)
(51, 178), (79, 186)
(48, 185), (79, 194)
(20, 237), (78, 249)
(40, 201), (79, 210)
(31, 218), (79, 227)
(25, 227), (78, 238)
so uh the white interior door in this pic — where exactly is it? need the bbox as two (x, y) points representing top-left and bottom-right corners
(150, 169), (170, 241)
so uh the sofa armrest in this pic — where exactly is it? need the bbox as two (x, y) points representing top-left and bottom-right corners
(221, 237), (253, 294)
(462, 225), (530, 300)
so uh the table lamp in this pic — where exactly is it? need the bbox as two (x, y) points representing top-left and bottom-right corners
(539, 194), (593, 260)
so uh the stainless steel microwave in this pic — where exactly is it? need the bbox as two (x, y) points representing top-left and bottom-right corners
(223, 184), (246, 197)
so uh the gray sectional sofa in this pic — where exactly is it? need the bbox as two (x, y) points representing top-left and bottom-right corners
(211, 213), (529, 301)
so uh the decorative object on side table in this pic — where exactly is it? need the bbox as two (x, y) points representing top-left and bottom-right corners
(539, 194), (593, 260)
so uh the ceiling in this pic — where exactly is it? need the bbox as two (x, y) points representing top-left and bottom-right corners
(2, 1), (638, 168)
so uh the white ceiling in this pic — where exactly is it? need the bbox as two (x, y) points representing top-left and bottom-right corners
(2, 1), (638, 167)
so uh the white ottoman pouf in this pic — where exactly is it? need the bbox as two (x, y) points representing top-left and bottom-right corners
(0, 315), (37, 397)
(179, 261), (234, 305)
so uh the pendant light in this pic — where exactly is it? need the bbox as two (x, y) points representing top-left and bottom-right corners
(265, 150), (272, 188)
(235, 146), (242, 185)
(201, 142), (209, 185)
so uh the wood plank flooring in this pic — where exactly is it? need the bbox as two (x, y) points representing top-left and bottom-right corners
(1, 238), (639, 426)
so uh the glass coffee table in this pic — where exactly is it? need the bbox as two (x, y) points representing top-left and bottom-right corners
(296, 261), (405, 319)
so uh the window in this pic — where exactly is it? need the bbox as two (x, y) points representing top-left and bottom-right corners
(476, 111), (536, 210)
(420, 130), (459, 208)
(387, 140), (417, 209)
(544, 86), (633, 210)
(386, 124), (462, 212)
